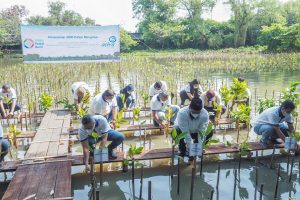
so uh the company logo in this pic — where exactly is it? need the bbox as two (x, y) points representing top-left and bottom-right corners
(24, 39), (35, 49)
(109, 36), (117, 43)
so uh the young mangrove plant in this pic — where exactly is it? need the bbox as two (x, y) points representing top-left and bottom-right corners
(230, 77), (248, 100)
(256, 98), (276, 114)
(115, 109), (129, 128)
(57, 97), (76, 112)
(38, 92), (53, 113)
(219, 85), (234, 107)
(281, 81), (300, 116)
(238, 140), (251, 156)
(199, 123), (218, 149)
(140, 90), (149, 108)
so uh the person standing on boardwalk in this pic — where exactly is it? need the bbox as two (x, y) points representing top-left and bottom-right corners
(78, 115), (125, 173)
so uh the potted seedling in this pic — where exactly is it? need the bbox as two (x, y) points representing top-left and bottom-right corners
(230, 104), (251, 142)
(57, 97), (76, 112)
(140, 90), (149, 109)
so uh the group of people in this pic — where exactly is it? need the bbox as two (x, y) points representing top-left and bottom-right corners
(0, 79), (298, 172)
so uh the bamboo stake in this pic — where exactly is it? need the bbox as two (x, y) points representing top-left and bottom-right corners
(190, 167), (195, 200)
(210, 190), (214, 200)
(259, 184), (264, 200)
(233, 169), (237, 200)
(177, 157), (180, 195)
(171, 144), (175, 179)
(287, 149), (291, 174)
(216, 162), (221, 189)
(148, 181), (152, 200)
(139, 165), (144, 200)
(100, 162), (103, 187)
(270, 146), (276, 169)
(289, 154), (295, 183)
(274, 164), (280, 199)
(199, 155), (203, 176)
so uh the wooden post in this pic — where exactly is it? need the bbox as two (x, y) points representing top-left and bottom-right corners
(190, 168), (195, 200)
(287, 149), (291, 174)
(259, 184), (264, 200)
(199, 155), (203, 176)
(255, 151), (258, 187)
(270, 146), (276, 169)
(238, 152), (242, 175)
(216, 162), (221, 189)
(210, 190), (214, 200)
(148, 181), (152, 200)
(274, 164), (280, 199)
(100, 162), (103, 187)
(139, 165), (144, 200)
(233, 169), (237, 200)
(177, 157), (180, 195)
(171, 144), (175, 179)
(25, 112), (28, 131)
(289, 154), (295, 183)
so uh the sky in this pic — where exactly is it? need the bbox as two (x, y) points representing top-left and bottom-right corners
(0, 0), (289, 32)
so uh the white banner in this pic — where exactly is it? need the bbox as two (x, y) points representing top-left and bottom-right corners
(21, 25), (120, 63)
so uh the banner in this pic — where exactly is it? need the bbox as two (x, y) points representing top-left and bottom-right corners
(21, 25), (120, 63)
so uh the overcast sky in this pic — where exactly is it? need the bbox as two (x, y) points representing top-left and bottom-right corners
(0, 0), (288, 32)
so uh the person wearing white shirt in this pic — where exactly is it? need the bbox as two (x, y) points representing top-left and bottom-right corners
(174, 98), (209, 161)
(0, 123), (10, 162)
(78, 115), (125, 173)
(179, 79), (203, 107)
(0, 84), (21, 119)
(150, 91), (179, 129)
(252, 100), (298, 148)
(200, 89), (226, 122)
(89, 90), (118, 129)
(71, 82), (91, 111)
(148, 81), (168, 99)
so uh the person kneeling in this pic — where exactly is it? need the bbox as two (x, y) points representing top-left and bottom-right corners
(78, 115), (125, 173)
(174, 98), (209, 161)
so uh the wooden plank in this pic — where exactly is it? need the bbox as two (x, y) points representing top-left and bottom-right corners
(3, 131), (36, 139)
(18, 164), (45, 200)
(54, 161), (72, 198)
(36, 162), (58, 199)
(1, 165), (30, 200)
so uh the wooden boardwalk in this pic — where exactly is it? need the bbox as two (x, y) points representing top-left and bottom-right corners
(2, 110), (72, 200)
(25, 110), (71, 159)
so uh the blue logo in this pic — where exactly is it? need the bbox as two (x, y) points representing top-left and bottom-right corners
(109, 36), (116, 43)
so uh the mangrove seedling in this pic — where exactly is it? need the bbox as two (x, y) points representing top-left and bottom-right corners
(230, 77), (248, 100)
(219, 85), (233, 107)
(238, 140), (251, 156)
(213, 102), (223, 125)
(7, 124), (21, 149)
(77, 107), (89, 118)
(256, 98), (276, 114)
(198, 123), (218, 149)
(133, 107), (141, 122)
(115, 109), (129, 128)
(38, 92), (53, 113)
(230, 104), (252, 124)
(281, 81), (300, 116)
(140, 90), (149, 108)
(57, 97), (76, 112)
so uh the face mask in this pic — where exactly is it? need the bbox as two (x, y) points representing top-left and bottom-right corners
(127, 91), (133, 95)
(194, 85), (199, 89)
(86, 129), (93, 134)
(161, 99), (168, 103)
(191, 113), (200, 118)
(106, 98), (113, 103)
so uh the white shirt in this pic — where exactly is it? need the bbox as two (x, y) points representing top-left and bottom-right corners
(252, 106), (293, 127)
(150, 94), (171, 112)
(0, 88), (17, 101)
(71, 82), (91, 100)
(148, 81), (168, 97)
(89, 93), (118, 116)
(183, 84), (203, 94)
(0, 124), (3, 139)
(78, 115), (110, 142)
(174, 107), (209, 143)
(200, 92), (222, 108)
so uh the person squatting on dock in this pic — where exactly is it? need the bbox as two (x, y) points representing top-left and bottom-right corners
(0, 84), (21, 119)
(89, 89), (118, 129)
(174, 97), (209, 161)
(0, 123), (10, 163)
(116, 84), (135, 111)
(150, 91), (180, 129)
(78, 114), (125, 173)
(179, 79), (203, 107)
(252, 100), (299, 149)
(71, 81), (91, 111)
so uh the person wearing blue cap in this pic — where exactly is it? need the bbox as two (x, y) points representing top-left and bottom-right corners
(116, 84), (136, 110)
